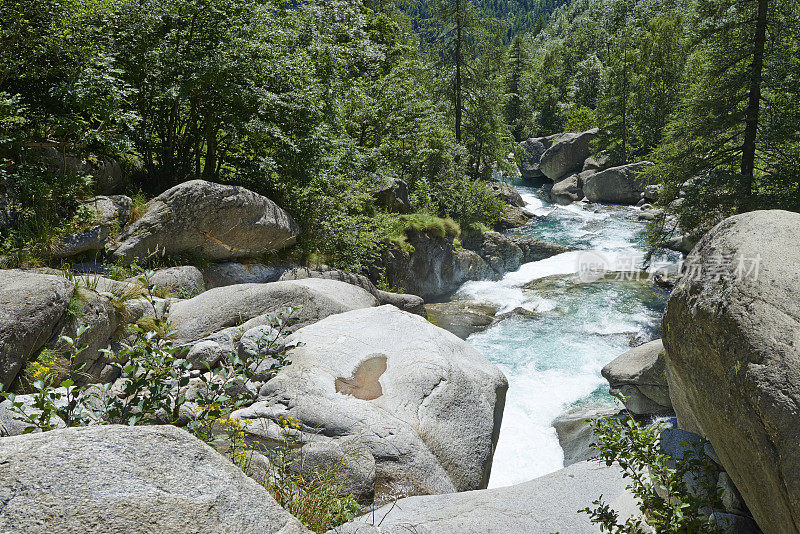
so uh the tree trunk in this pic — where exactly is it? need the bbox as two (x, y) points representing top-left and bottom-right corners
(455, 0), (463, 143)
(740, 0), (768, 199)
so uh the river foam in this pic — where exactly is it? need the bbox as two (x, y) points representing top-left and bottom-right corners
(461, 185), (672, 488)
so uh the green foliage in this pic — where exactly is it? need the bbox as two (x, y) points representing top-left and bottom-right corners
(261, 417), (361, 533)
(583, 414), (723, 534)
(3, 325), (95, 432)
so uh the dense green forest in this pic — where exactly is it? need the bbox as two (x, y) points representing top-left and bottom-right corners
(1, 0), (799, 272)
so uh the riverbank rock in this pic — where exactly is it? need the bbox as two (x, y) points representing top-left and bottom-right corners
(583, 162), (655, 204)
(335, 461), (641, 534)
(168, 278), (379, 345)
(487, 182), (525, 207)
(147, 266), (206, 297)
(551, 171), (589, 205)
(601, 339), (672, 415)
(0, 271), (75, 389)
(495, 205), (532, 230)
(379, 230), (493, 299)
(663, 210), (800, 534)
(425, 300), (498, 339)
(553, 407), (624, 466)
(519, 134), (559, 179)
(539, 129), (599, 182)
(204, 262), (424, 315)
(372, 177), (411, 213)
(233, 305), (507, 502)
(0, 425), (309, 533)
(111, 180), (299, 264)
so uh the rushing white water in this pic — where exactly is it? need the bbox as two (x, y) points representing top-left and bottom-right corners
(459, 185), (675, 488)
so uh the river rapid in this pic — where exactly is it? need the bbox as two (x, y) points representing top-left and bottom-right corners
(456, 182), (678, 488)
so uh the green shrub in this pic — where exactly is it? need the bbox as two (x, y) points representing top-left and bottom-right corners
(582, 414), (723, 534)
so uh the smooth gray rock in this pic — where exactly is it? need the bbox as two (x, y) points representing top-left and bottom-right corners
(48, 288), (118, 385)
(111, 180), (299, 264)
(42, 147), (125, 195)
(0, 271), (75, 389)
(379, 231), (494, 300)
(602, 339), (672, 415)
(495, 204), (532, 230)
(518, 134), (559, 179)
(663, 210), (800, 534)
(334, 461), (642, 534)
(487, 182), (525, 207)
(539, 129), (599, 181)
(551, 171), (591, 205)
(0, 392), (68, 437)
(168, 278), (379, 344)
(148, 265), (206, 297)
(372, 178), (411, 213)
(205, 263), (425, 316)
(552, 407), (623, 466)
(643, 184), (661, 202)
(583, 162), (655, 204)
(664, 232), (700, 255)
(83, 195), (132, 226)
(464, 231), (524, 274)
(582, 153), (611, 172)
(51, 196), (132, 258)
(0, 425), (310, 533)
(425, 300), (497, 339)
(185, 340), (226, 370)
(233, 305), (507, 502)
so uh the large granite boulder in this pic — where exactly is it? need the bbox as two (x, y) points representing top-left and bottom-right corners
(0, 425), (309, 533)
(663, 210), (800, 534)
(168, 278), (379, 345)
(379, 230), (494, 300)
(335, 461), (641, 534)
(518, 134), (559, 179)
(232, 305), (507, 502)
(47, 288), (118, 385)
(539, 129), (599, 182)
(601, 339), (672, 415)
(204, 262), (424, 315)
(0, 271), (75, 389)
(550, 170), (592, 205)
(111, 180), (299, 264)
(147, 266), (206, 297)
(583, 161), (655, 204)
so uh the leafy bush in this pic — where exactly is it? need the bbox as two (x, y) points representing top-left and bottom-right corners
(582, 414), (723, 534)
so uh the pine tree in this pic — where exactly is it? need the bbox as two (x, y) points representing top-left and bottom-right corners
(504, 34), (528, 140)
(647, 0), (800, 235)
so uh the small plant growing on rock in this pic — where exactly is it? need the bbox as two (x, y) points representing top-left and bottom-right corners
(581, 414), (723, 534)
(1, 325), (94, 432)
(260, 416), (361, 534)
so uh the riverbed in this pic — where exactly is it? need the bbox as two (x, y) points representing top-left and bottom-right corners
(457, 183), (675, 488)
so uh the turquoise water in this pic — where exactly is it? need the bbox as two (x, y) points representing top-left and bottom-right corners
(458, 186), (672, 488)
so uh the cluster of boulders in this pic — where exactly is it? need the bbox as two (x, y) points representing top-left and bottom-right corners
(0, 269), (508, 527)
(519, 129), (658, 206)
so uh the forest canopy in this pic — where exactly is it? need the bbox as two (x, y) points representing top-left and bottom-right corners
(1, 0), (798, 270)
